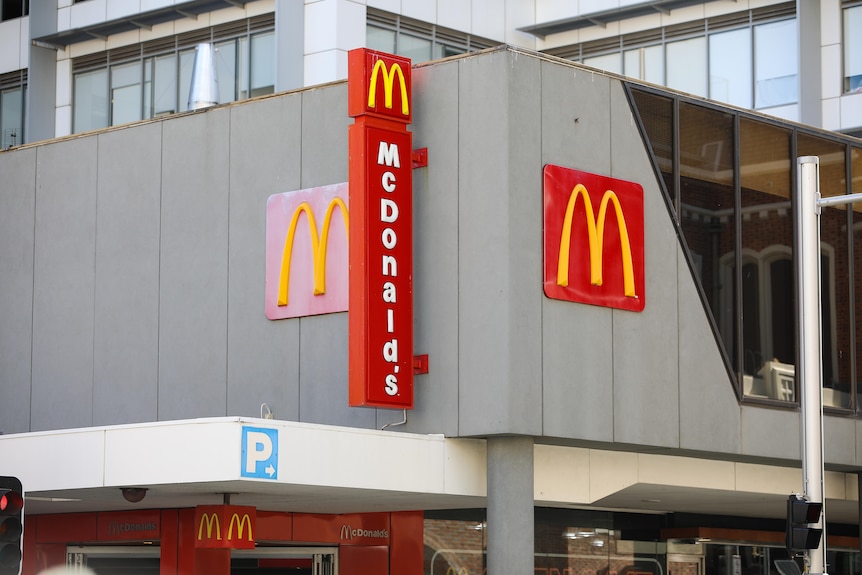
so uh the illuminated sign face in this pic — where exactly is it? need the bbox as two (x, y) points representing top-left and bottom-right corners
(265, 183), (349, 320)
(348, 48), (414, 409)
(543, 164), (645, 312)
(194, 505), (256, 549)
(348, 50), (412, 123)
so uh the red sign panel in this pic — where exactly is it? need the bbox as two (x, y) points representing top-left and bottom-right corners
(543, 164), (645, 312)
(348, 49), (412, 124)
(293, 512), (390, 545)
(97, 510), (160, 541)
(194, 505), (256, 549)
(348, 48), (414, 409)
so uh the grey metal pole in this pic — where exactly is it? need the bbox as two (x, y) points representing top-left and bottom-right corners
(797, 156), (826, 574)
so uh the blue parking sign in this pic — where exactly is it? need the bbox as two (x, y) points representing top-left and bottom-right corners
(241, 426), (278, 479)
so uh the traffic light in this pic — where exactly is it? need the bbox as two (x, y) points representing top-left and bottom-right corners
(785, 494), (822, 553)
(0, 476), (23, 575)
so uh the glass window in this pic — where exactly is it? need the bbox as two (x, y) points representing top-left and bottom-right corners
(250, 32), (275, 98)
(179, 47), (196, 112)
(679, 103), (736, 366)
(584, 53), (622, 75)
(624, 45), (664, 85)
(1, 0), (28, 21)
(111, 61), (142, 126)
(1, 86), (23, 148)
(709, 28), (752, 108)
(754, 19), (798, 108)
(74, 68), (109, 133)
(146, 54), (177, 118)
(667, 37), (707, 97)
(215, 39), (238, 104)
(398, 34), (433, 63)
(367, 25), (396, 54)
(739, 118), (793, 401)
(629, 89), (674, 195)
(852, 145), (862, 411)
(845, 6), (862, 93)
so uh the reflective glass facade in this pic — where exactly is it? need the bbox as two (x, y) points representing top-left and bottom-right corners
(424, 509), (860, 575)
(629, 84), (862, 410)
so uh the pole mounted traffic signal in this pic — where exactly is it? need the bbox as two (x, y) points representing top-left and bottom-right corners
(785, 494), (822, 553)
(0, 476), (23, 575)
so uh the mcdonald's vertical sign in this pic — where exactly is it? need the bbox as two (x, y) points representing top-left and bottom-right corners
(543, 164), (645, 312)
(194, 505), (256, 549)
(348, 48), (414, 409)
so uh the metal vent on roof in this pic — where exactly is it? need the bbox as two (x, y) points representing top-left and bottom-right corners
(187, 43), (219, 110)
(142, 36), (178, 57)
(177, 28), (212, 50)
(248, 13), (275, 33)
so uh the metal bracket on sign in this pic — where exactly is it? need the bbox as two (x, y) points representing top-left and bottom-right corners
(412, 148), (428, 169)
(413, 354), (429, 375)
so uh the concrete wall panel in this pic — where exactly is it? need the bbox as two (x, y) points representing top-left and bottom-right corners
(31, 137), (97, 431)
(457, 50), (543, 436)
(0, 148), (36, 434)
(227, 95), (303, 422)
(158, 109), (231, 420)
(609, 80), (680, 449)
(457, 51), (512, 436)
(741, 404), (800, 460)
(540, 60), (615, 442)
(676, 243), (742, 454)
(93, 123), (161, 425)
(300, 83), (350, 188)
(504, 52), (544, 435)
(405, 59), (461, 435)
(298, 313), (374, 427)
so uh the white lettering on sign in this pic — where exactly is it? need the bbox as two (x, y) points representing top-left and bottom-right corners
(377, 142), (401, 168)
(378, 140), (401, 397)
(245, 431), (273, 474)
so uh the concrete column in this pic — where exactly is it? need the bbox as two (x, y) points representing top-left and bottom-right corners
(487, 436), (534, 575)
(302, 0), (367, 87)
(275, 0), (304, 92)
(797, 0), (822, 127)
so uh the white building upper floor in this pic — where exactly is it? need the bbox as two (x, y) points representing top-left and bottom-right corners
(0, 0), (860, 147)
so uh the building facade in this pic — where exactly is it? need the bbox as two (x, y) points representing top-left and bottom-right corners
(1, 1), (861, 150)
(2, 2), (862, 575)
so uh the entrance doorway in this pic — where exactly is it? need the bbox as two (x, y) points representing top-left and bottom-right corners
(66, 545), (339, 575)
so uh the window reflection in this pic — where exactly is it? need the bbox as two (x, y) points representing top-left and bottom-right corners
(754, 19), (798, 109)
(73, 68), (108, 133)
(739, 119), (794, 401)
(845, 6), (862, 93)
(111, 61), (142, 126)
(709, 28), (751, 109)
(678, 103), (736, 365)
(853, 146), (862, 412)
(1, 85), (24, 148)
(630, 87), (860, 407)
(667, 37), (707, 98)
(624, 45), (664, 85)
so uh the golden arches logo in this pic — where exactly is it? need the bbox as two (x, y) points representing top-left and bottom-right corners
(228, 513), (253, 541)
(197, 513), (221, 541)
(277, 198), (349, 307)
(557, 183), (636, 298)
(368, 60), (409, 116)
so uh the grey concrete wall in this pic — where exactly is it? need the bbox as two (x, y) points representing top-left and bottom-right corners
(1, 46), (859, 469)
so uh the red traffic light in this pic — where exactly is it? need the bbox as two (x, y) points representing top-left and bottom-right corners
(0, 493), (22, 516)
